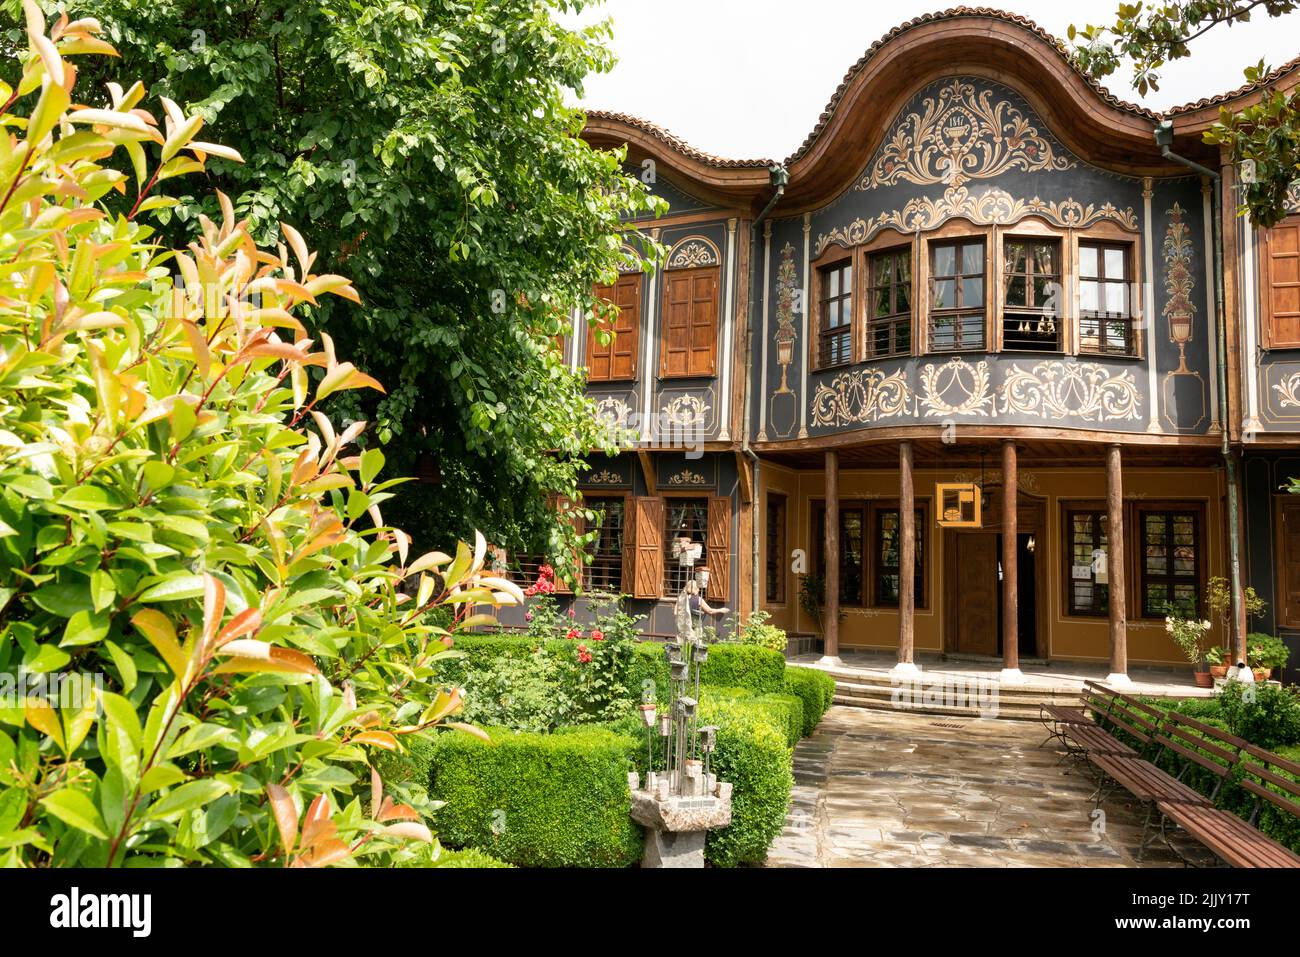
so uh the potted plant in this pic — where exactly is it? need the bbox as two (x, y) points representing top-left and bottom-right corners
(1205, 576), (1267, 665)
(1205, 645), (1230, 680)
(1166, 615), (1215, 687)
(1246, 632), (1290, 681)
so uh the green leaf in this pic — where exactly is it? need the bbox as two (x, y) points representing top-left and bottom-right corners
(61, 609), (109, 647)
(140, 764), (187, 794)
(147, 779), (231, 822)
(8, 474), (53, 500)
(138, 574), (206, 602)
(56, 486), (123, 511)
(41, 788), (109, 840)
(102, 640), (138, 695)
(90, 569), (116, 613)
(360, 448), (385, 486)
(30, 583), (93, 618)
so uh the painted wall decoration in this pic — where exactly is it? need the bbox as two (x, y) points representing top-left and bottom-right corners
(999, 361), (1141, 422)
(810, 368), (911, 426)
(586, 468), (624, 486)
(917, 357), (994, 417)
(666, 469), (710, 487)
(1273, 370), (1300, 411)
(1162, 203), (1196, 369)
(666, 238), (719, 269)
(856, 78), (1074, 190)
(594, 394), (633, 427)
(773, 242), (799, 394)
(660, 393), (711, 429)
(815, 186), (1138, 258)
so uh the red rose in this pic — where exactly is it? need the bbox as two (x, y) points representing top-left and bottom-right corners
(566, 627), (581, 640)
(590, 629), (605, 642)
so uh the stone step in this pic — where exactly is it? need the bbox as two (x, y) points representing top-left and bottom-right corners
(830, 692), (1047, 721)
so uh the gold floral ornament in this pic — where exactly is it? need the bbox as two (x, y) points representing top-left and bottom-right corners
(858, 78), (1075, 190)
(811, 368), (911, 426)
(1162, 203), (1196, 371)
(1000, 361), (1141, 421)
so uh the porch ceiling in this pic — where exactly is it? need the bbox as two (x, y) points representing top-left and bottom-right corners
(756, 437), (1225, 471)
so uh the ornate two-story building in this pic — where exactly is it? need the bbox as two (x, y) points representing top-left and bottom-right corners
(565, 8), (1300, 682)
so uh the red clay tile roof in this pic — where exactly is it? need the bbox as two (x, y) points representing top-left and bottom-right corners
(584, 7), (1300, 170)
(583, 109), (776, 169)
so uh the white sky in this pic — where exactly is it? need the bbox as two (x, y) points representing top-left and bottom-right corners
(560, 0), (1300, 161)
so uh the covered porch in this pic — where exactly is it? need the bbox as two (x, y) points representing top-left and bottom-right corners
(755, 431), (1231, 686)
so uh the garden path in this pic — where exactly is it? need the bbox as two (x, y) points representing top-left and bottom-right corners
(764, 706), (1209, 867)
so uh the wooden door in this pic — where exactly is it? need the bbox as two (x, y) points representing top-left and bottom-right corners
(954, 533), (998, 655)
(1282, 501), (1300, 628)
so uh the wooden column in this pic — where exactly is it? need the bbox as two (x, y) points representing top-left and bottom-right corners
(1106, 444), (1128, 678)
(1002, 439), (1019, 672)
(898, 441), (915, 665)
(824, 450), (840, 660)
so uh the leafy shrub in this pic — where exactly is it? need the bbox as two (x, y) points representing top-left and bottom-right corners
(0, 9), (521, 867)
(696, 695), (794, 867)
(430, 847), (513, 868)
(1216, 681), (1300, 750)
(629, 641), (671, 703)
(1247, 633), (1291, 672)
(426, 726), (642, 867)
(732, 611), (788, 652)
(456, 648), (568, 733)
(699, 645), (787, 694)
(785, 666), (837, 735)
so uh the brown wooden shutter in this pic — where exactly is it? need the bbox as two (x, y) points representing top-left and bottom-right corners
(588, 274), (640, 380)
(706, 496), (731, 602)
(688, 268), (718, 376)
(629, 496), (664, 599)
(1264, 219), (1300, 348)
(661, 273), (691, 377)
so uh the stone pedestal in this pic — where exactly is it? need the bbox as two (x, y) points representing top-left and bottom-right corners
(629, 772), (733, 869)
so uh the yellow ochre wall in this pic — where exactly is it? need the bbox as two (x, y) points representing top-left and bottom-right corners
(756, 463), (1228, 667)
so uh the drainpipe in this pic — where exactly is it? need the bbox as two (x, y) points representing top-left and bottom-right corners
(742, 165), (788, 617)
(1155, 120), (1246, 663)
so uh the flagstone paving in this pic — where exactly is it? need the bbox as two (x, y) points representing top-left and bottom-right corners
(764, 706), (1210, 867)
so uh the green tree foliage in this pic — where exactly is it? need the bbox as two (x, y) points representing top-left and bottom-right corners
(1069, 1), (1300, 227)
(0, 5), (522, 866)
(34, 0), (666, 574)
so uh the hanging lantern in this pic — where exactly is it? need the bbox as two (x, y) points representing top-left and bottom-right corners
(936, 482), (982, 528)
(695, 565), (711, 591)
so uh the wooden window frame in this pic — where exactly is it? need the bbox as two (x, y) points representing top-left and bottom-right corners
(1061, 502), (1109, 618)
(1000, 233), (1065, 354)
(810, 243), (855, 372)
(812, 498), (929, 610)
(659, 263), (719, 379)
(868, 499), (930, 610)
(1259, 214), (1300, 349)
(924, 226), (991, 354)
(1135, 501), (1206, 620)
(587, 273), (642, 382)
(811, 499), (868, 607)
(1077, 238), (1139, 358)
(765, 491), (788, 606)
(865, 244), (914, 359)
(581, 492), (628, 594)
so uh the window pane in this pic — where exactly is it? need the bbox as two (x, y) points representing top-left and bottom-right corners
(961, 277), (982, 306)
(1034, 277), (1057, 311)
(897, 282), (911, 313)
(1104, 247), (1125, 278)
(875, 286), (891, 317)
(842, 511), (863, 605)
(933, 278), (955, 308)
(842, 263), (852, 287)
(1104, 282), (1126, 315)
(933, 245), (956, 276)
(897, 322), (911, 352)
(1080, 280), (1099, 313)
(961, 243), (983, 274)
(1006, 274), (1027, 307)
(1034, 242), (1057, 273)
(873, 256), (893, 286)
(1079, 246), (1099, 278)
(896, 254), (911, 284)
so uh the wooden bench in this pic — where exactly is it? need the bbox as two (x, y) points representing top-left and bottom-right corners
(1147, 714), (1250, 864)
(1038, 680), (1114, 751)
(1209, 743), (1300, 867)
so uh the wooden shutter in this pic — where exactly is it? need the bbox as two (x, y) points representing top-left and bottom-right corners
(629, 497), (664, 599)
(706, 496), (731, 602)
(588, 274), (640, 380)
(661, 266), (718, 377)
(1283, 502), (1300, 628)
(1263, 218), (1300, 348)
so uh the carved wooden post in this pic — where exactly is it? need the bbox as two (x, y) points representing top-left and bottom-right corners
(1106, 444), (1130, 684)
(1001, 440), (1021, 680)
(899, 440), (915, 666)
(822, 450), (840, 664)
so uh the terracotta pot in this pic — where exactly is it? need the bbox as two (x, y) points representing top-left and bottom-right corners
(1253, 667), (1272, 683)
(1209, 664), (1229, 679)
(1193, 670), (1214, 688)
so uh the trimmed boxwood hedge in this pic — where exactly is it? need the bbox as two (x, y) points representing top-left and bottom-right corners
(628, 641), (787, 700)
(425, 726), (643, 868)
(702, 687), (803, 748)
(784, 666), (836, 736)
